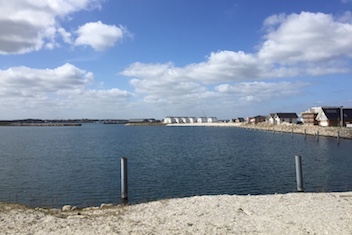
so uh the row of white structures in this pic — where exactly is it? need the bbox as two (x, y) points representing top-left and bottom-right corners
(163, 116), (218, 124)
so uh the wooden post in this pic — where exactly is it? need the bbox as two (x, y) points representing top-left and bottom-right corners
(291, 127), (293, 138)
(337, 131), (340, 145)
(304, 129), (306, 140)
(316, 131), (319, 142)
(121, 157), (128, 204)
(295, 155), (304, 192)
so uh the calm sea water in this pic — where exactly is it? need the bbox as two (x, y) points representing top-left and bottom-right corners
(0, 124), (351, 208)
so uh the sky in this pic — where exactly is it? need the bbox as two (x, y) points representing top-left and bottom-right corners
(1, 0), (352, 120)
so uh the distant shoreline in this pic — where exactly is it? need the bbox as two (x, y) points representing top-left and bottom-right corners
(0, 123), (81, 127)
(125, 122), (166, 126)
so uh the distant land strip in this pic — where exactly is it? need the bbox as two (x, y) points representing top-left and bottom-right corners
(125, 122), (166, 126)
(0, 122), (81, 127)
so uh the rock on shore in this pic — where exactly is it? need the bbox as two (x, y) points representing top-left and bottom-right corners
(1, 192), (351, 234)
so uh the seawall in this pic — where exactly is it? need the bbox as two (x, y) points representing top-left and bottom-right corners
(238, 123), (352, 139)
(166, 122), (352, 139)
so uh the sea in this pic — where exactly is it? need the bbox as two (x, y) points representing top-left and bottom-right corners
(0, 124), (351, 208)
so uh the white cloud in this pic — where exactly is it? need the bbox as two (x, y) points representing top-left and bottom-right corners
(58, 27), (73, 44)
(75, 21), (125, 51)
(120, 11), (352, 117)
(259, 12), (352, 65)
(0, 0), (127, 54)
(123, 51), (261, 84)
(215, 81), (308, 102)
(123, 11), (352, 83)
(0, 64), (133, 119)
(2, 10), (352, 118)
(0, 0), (99, 54)
(0, 63), (92, 94)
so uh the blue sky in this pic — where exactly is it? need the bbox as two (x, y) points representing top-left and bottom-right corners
(1, 0), (352, 120)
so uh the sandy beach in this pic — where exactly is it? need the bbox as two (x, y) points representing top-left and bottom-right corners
(1, 192), (351, 234)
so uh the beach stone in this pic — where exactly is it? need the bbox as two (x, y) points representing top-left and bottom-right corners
(100, 203), (114, 208)
(62, 205), (74, 211)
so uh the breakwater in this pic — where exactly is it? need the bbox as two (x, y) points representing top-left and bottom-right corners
(238, 123), (352, 139)
(167, 122), (352, 139)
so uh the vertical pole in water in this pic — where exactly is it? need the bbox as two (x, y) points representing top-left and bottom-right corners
(337, 131), (340, 145)
(291, 127), (293, 138)
(295, 155), (304, 192)
(316, 131), (319, 142)
(304, 129), (306, 140)
(121, 157), (128, 204)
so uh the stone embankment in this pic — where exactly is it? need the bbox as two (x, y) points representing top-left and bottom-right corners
(167, 122), (352, 139)
(239, 123), (352, 139)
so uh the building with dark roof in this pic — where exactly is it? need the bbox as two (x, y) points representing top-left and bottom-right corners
(268, 113), (298, 125)
(316, 107), (352, 127)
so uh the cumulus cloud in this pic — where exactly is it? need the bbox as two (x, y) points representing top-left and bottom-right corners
(0, 63), (93, 94)
(124, 11), (352, 81)
(75, 21), (125, 51)
(259, 12), (352, 65)
(120, 11), (352, 116)
(215, 81), (308, 102)
(0, 1), (127, 54)
(0, 64), (133, 119)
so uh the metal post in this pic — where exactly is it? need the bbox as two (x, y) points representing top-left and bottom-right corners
(295, 155), (304, 192)
(316, 131), (319, 142)
(304, 129), (306, 140)
(337, 131), (340, 145)
(121, 157), (128, 204)
(340, 106), (343, 127)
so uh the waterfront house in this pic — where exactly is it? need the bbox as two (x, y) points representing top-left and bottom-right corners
(316, 107), (352, 127)
(268, 113), (275, 124)
(269, 113), (298, 125)
(189, 117), (197, 123)
(197, 117), (207, 123)
(174, 117), (183, 123)
(181, 117), (190, 123)
(301, 112), (318, 125)
(232, 117), (245, 123)
(344, 109), (352, 126)
(207, 117), (218, 123)
(163, 116), (176, 124)
(248, 115), (266, 124)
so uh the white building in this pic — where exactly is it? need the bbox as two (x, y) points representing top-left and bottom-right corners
(207, 117), (218, 123)
(268, 113), (298, 125)
(197, 117), (207, 123)
(163, 117), (176, 124)
(181, 117), (190, 123)
(189, 117), (197, 123)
